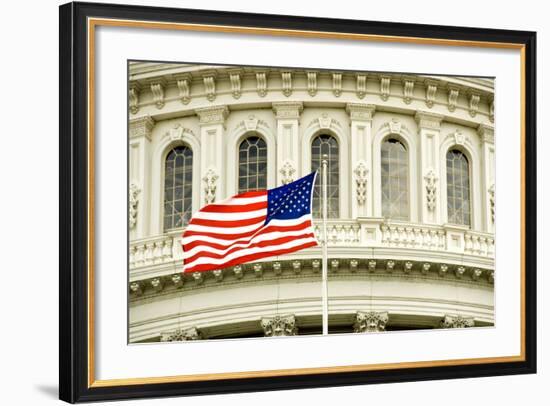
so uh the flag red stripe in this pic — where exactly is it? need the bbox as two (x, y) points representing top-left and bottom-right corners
(189, 215), (266, 228)
(199, 201), (267, 213)
(183, 241), (318, 273)
(182, 220), (312, 243)
(183, 233), (316, 264)
(232, 190), (267, 198)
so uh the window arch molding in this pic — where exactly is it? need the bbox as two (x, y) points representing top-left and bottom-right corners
(301, 122), (350, 219)
(439, 133), (481, 230)
(372, 125), (418, 222)
(150, 127), (201, 235)
(226, 124), (276, 197)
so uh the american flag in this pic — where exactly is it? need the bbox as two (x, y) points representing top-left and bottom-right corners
(181, 172), (319, 273)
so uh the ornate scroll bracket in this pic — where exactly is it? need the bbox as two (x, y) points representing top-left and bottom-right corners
(261, 314), (298, 337)
(440, 314), (475, 328)
(161, 327), (202, 341)
(332, 73), (342, 97)
(402, 77), (414, 104)
(280, 160), (296, 185)
(307, 71), (317, 97)
(149, 79), (166, 109)
(228, 70), (242, 99)
(354, 161), (369, 205)
(424, 169), (438, 211)
(425, 80), (438, 108)
(129, 82), (141, 114)
(202, 72), (217, 102)
(255, 71), (268, 97)
(175, 74), (192, 105)
(203, 168), (219, 204)
(380, 76), (390, 101)
(281, 71), (292, 97)
(129, 183), (140, 229)
(353, 311), (389, 333)
(356, 74), (367, 99)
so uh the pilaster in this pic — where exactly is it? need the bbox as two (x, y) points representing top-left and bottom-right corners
(346, 104), (376, 218)
(129, 115), (155, 239)
(196, 106), (229, 203)
(478, 124), (495, 232)
(415, 111), (444, 225)
(273, 102), (303, 185)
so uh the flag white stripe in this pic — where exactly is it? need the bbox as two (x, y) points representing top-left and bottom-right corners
(191, 208), (267, 221)
(183, 236), (318, 269)
(182, 228), (318, 260)
(181, 214), (313, 245)
(185, 219), (265, 235)
(215, 195), (267, 205)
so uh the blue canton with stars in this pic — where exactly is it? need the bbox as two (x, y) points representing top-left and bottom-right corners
(265, 171), (317, 225)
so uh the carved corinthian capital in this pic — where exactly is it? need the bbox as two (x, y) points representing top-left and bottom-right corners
(261, 315), (298, 337)
(353, 311), (389, 333)
(440, 314), (475, 329)
(161, 327), (202, 342)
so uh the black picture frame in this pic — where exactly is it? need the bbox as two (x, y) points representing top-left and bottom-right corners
(59, 1), (537, 403)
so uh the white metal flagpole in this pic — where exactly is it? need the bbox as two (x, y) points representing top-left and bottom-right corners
(321, 154), (329, 335)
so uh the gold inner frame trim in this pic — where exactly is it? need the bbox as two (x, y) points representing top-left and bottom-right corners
(87, 17), (527, 388)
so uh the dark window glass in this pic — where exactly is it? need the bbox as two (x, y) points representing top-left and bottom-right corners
(446, 149), (471, 226)
(238, 136), (267, 193)
(164, 146), (193, 230)
(311, 134), (339, 218)
(381, 139), (409, 220)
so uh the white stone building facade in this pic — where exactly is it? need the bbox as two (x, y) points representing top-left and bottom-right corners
(128, 62), (495, 342)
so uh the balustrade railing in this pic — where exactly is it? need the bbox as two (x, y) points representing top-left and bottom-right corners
(129, 220), (495, 270)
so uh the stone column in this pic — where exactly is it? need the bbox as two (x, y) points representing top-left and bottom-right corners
(195, 106), (229, 204)
(261, 314), (298, 336)
(353, 311), (389, 332)
(440, 314), (475, 328)
(272, 102), (303, 185)
(346, 104), (376, 218)
(160, 327), (202, 341)
(478, 124), (495, 233)
(415, 111), (444, 225)
(129, 116), (155, 240)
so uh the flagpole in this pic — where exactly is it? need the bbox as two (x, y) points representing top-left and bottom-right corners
(321, 154), (329, 336)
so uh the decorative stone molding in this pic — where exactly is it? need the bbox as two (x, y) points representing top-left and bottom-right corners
(213, 269), (224, 282)
(202, 167), (219, 204)
(468, 92), (481, 117)
(414, 111), (443, 130)
(151, 277), (164, 292)
(353, 311), (389, 333)
(422, 263), (431, 274)
(312, 259), (320, 273)
(175, 74), (192, 105)
(292, 260), (302, 274)
(129, 115), (155, 140)
(130, 281), (142, 296)
(161, 327), (202, 341)
(195, 105), (229, 126)
(477, 124), (495, 144)
(447, 86), (460, 112)
(253, 263), (263, 277)
(273, 262), (282, 275)
(171, 273), (184, 288)
(404, 261), (413, 273)
(233, 265), (243, 279)
(440, 314), (475, 329)
(386, 260), (395, 273)
(488, 184), (495, 223)
(255, 71), (268, 97)
(402, 77), (414, 104)
(129, 183), (140, 229)
(228, 70), (242, 99)
(346, 103), (376, 122)
(378, 118), (409, 136)
(332, 73), (342, 97)
(350, 259), (359, 272)
(233, 115), (270, 135)
(202, 72), (217, 102)
(453, 129), (466, 146)
(307, 71), (317, 97)
(356, 74), (367, 99)
(380, 76), (390, 101)
(489, 97), (495, 123)
(472, 269), (483, 281)
(368, 260), (376, 272)
(280, 160), (296, 185)
(425, 80), (438, 108)
(330, 259), (340, 272)
(424, 169), (437, 211)
(281, 71), (292, 97)
(261, 314), (298, 336)
(149, 79), (166, 109)
(455, 266), (466, 279)
(193, 272), (204, 285)
(354, 161), (369, 205)
(129, 82), (141, 114)
(439, 264), (449, 276)
(164, 123), (197, 142)
(272, 101), (303, 119)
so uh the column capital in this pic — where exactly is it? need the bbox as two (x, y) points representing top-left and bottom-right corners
(261, 314), (298, 336)
(129, 115), (155, 140)
(415, 110), (444, 130)
(195, 105), (229, 126)
(272, 102), (303, 119)
(353, 311), (389, 333)
(346, 103), (376, 122)
(440, 314), (475, 328)
(477, 123), (495, 144)
(160, 327), (202, 341)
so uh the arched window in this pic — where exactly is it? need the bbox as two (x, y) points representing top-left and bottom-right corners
(311, 134), (339, 218)
(381, 138), (409, 220)
(164, 146), (193, 230)
(446, 149), (471, 226)
(238, 136), (267, 193)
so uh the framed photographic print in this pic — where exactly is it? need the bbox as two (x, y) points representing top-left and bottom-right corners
(59, 1), (537, 403)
